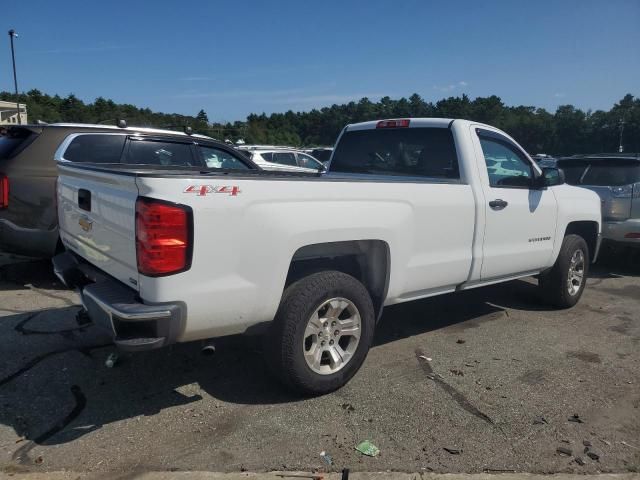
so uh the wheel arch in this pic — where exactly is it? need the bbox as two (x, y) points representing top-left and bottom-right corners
(564, 221), (599, 262)
(286, 240), (390, 321)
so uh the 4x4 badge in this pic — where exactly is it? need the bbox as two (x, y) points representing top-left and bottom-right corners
(184, 185), (241, 196)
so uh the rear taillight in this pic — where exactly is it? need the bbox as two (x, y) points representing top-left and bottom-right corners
(0, 174), (8, 209)
(376, 119), (410, 129)
(135, 197), (192, 276)
(624, 232), (640, 239)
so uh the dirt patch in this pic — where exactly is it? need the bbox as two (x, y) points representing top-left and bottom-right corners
(566, 350), (602, 363)
(518, 369), (546, 385)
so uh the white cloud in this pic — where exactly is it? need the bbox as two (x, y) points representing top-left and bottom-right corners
(432, 81), (469, 93)
(433, 84), (456, 93)
(554, 92), (566, 98)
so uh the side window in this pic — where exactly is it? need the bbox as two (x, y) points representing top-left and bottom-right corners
(271, 152), (297, 166)
(63, 135), (126, 163)
(125, 140), (195, 166)
(478, 135), (533, 188)
(199, 146), (250, 170)
(259, 152), (273, 162)
(297, 153), (322, 169)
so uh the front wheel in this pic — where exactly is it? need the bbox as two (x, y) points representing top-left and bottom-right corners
(539, 234), (589, 308)
(265, 271), (375, 395)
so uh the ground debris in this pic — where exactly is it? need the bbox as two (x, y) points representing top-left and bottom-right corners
(556, 446), (572, 456)
(533, 416), (548, 425)
(105, 352), (118, 368)
(355, 440), (379, 457)
(583, 440), (592, 447)
(575, 457), (586, 466)
(568, 414), (583, 423)
(443, 447), (462, 455)
(340, 403), (355, 412)
(456, 339), (466, 344)
(450, 369), (464, 376)
(320, 451), (333, 465)
(586, 451), (600, 461)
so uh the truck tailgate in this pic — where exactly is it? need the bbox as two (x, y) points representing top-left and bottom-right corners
(57, 164), (140, 290)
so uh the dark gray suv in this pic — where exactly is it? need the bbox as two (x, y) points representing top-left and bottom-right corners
(0, 124), (255, 258)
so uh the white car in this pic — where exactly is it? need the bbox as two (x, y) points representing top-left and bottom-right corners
(54, 118), (601, 395)
(239, 148), (325, 173)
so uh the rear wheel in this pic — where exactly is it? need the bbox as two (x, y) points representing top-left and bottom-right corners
(265, 271), (375, 395)
(539, 234), (589, 308)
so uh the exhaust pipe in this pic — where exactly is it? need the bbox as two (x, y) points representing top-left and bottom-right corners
(201, 343), (216, 356)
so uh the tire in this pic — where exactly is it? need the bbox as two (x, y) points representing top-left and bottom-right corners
(539, 234), (589, 308)
(265, 270), (375, 395)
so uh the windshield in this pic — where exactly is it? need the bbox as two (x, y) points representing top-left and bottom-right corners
(331, 127), (459, 178)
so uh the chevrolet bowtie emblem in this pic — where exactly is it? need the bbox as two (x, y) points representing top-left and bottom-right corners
(79, 217), (93, 232)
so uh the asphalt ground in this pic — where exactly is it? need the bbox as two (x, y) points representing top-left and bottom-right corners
(0, 249), (639, 476)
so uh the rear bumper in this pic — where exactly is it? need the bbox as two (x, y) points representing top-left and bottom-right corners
(602, 219), (640, 246)
(0, 218), (58, 258)
(53, 252), (186, 352)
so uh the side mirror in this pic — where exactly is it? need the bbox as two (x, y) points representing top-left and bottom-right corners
(540, 167), (565, 187)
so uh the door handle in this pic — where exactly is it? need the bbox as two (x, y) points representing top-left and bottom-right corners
(78, 189), (91, 212)
(489, 199), (508, 210)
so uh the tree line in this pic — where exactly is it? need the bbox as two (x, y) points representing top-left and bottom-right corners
(1, 89), (638, 155)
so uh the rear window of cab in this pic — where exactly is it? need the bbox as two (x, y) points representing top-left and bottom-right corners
(330, 127), (459, 179)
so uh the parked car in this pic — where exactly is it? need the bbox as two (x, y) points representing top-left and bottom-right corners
(555, 154), (640, 248)
(0, 123), (253, 258)
(532, 154), (557, 167)
(53, 117), (601, 394)
(239, 147), (325, 172)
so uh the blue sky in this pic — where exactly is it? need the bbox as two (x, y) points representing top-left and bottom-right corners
(2, 0), (639, 122)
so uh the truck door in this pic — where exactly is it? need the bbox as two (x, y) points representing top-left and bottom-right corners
(472, 127), (557, 280)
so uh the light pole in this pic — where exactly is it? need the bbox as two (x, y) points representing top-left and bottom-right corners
(8, 29), (20, 125)
(618, 116), (625, 153)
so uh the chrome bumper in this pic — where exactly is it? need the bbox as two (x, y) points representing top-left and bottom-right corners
(53, 251), (185, 352)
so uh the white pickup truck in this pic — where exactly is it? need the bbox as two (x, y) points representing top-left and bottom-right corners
(53, 118), (602, 394)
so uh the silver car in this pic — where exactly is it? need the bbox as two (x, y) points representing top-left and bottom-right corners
(557, 155), (640, 248)
(237, 147), (325, 173)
